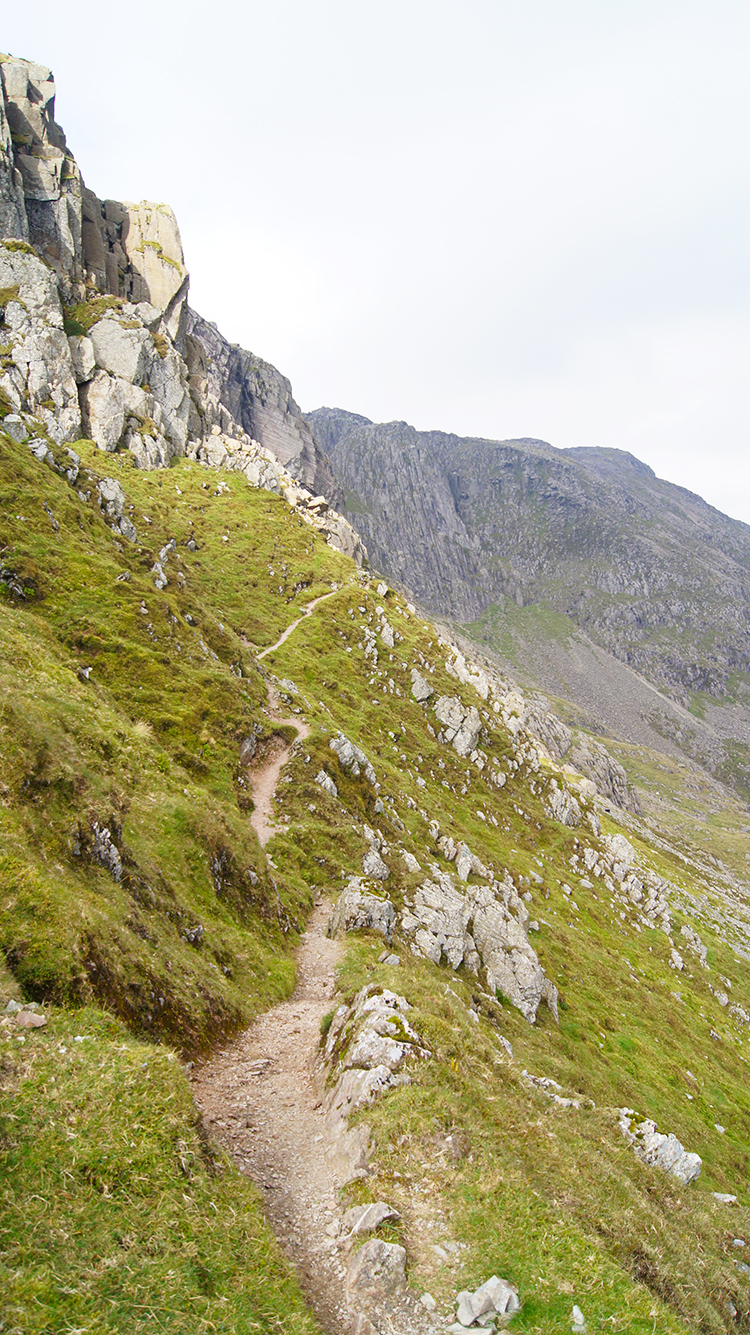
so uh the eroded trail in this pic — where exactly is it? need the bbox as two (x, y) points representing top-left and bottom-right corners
(190, 901), (349, 1333)
(248, 681), (309, 848)
(257, 590), (337, 660)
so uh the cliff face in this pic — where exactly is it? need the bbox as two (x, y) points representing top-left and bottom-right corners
(308, 408), (750, 702)
(0, 56), (188, 333)
(185, 310), (339, 500)
(0, 54), (336, 497)
(307, 407), (750, 795)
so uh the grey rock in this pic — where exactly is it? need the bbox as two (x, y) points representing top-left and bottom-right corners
(434, 695), (482, 757)
(151, 561), (168, 590)
(455, 1275), (520, 1326)
(569, 736), (641, 814)
(330, 732), (377, 785)
(543, 780), (581, 828)
(2, 414), (28, 442)
(68, 335), (96, 383)
(315, 769), (338, 798)
(187, 306), (339, 500)
(362, 848), (390, 880)
(402, 871), (557, 1024)
(346, 1239), (407, 1303)
(0, 241), (81, 442)
(411, 668), (433, 702)
(342, 1201), (400, 1237)
(619, 1110), (702, 1184)
(119, 516), (137, 542)
(328, 882), (396, 942)
(90, 822), (122, 881)
(97, 477), (126, 522)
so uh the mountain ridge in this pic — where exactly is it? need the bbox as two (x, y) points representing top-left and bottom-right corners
(4, 48), (750, 1335)
(306, 405), (750, 799)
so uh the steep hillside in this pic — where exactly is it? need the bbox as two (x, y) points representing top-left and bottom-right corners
(4, 49), (750, 1335)
(5, 414), (750, 1333)
(308, 408), (750, 797)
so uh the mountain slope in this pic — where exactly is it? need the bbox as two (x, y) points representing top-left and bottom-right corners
(307, 407), (750, 796)
(3, 49), (750, 1335)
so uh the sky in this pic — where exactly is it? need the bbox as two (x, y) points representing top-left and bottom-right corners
(5, 1), (750, 523)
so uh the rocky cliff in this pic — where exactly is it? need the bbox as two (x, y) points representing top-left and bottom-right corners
(186, 309), (339, 500)
(0, 54), (338, 510)
(307, 407), (750, 794)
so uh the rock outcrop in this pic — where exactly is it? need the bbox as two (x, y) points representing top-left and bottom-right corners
(185, 309), (338, 500)
(619, 1109), (702, 1185)
(0, 54), (347, 547)
(401, 869), (558, 1024)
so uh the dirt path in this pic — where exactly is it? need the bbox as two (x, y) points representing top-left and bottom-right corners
(257, 590), (337, 661)
(249, 682), (310, 848)
(248, 589), (337, 847)
(190, 900), (350, 1333)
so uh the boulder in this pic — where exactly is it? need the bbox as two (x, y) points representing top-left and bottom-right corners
(68, 334), (96, 383)
(619, 1110), (702, 1184)
(346, 1239), (407, 1304)
(342, 1202), (400, 1238)
(328, 882), (396, 942)
(434, 695), (482, 757)
(472, 887), (559, 1024)
(362, 849), (390, 880)
(315, 769), (338, 798)
(401, 872), (557, 1024)
(89, 317), (151, 383)
(454, 1275), (520, 1327)
(411, 668), (433, 702)
(330, 732), (377, 785)
(80, 371), (146, 451)
(543, 780), (581, 828)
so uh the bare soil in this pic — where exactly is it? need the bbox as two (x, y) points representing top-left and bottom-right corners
(248, 682), (310, 848)
(190, 899), (350, 1332)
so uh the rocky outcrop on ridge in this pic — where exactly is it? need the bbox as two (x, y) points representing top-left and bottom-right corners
(0, 54), (354, 558)
(0, 56), (188, 325)
(185, 309), (338, 501)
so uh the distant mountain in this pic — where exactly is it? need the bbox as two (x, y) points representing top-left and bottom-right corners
(307, 407), (750, 796)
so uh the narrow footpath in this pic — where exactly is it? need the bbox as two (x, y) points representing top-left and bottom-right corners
(257, 590), (337, 660)
(192, 594), (437, 1335)
(249, 681), (310, 848)
(190, 900), (350, 1333)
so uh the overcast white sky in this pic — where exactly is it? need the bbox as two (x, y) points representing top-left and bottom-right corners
(5, 1), (750, 522)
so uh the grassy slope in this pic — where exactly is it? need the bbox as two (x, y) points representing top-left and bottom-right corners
(2, 427), (750, 1332)
(264, 585), (750, 1334)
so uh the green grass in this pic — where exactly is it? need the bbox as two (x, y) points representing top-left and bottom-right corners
(0, 431), (350, 1049)
(462, 598), (579, 668)
(0, 1006), (322, 1335)
(4, 421), (750, 1332)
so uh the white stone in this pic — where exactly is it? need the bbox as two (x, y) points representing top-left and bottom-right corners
(315, 769), (338, 798)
